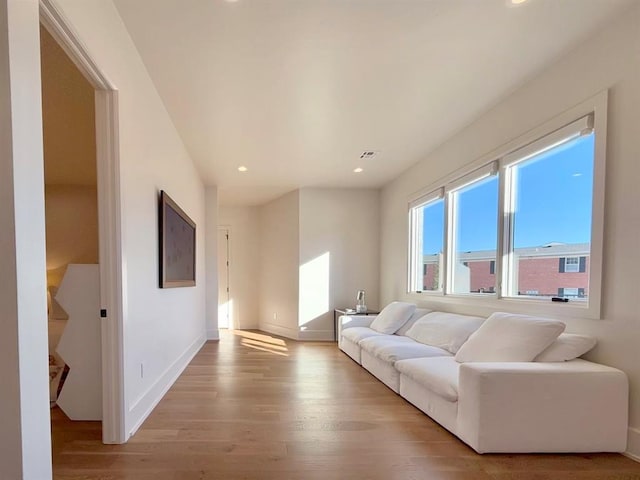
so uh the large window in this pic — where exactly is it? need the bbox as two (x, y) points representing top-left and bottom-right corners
(502, 116), (594, 300)
(448, 168), (498, 295)
(407, 109), (603, 315)
(409, 191), (444, 292)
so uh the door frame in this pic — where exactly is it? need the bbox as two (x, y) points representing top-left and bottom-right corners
(218, 226), (231, 329)
(40, 0), (126, 444)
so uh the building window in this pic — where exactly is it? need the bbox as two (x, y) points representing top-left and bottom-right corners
(560, 256), (586, 273)
(563, 257), (580, 273)
(408, 190), (444, 292)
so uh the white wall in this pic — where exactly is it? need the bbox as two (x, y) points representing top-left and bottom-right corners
(0, 1), (52, 478)
(259, 190), (300, 338)
(298, 188), (380, 340)
(380, 6), (640, 456)
(53, 0), (207, 438)
(205, 187), (219, 339)
(219, 206), (261, 330)
(253, 188), (380, 341)
(45, 185), (99, 286)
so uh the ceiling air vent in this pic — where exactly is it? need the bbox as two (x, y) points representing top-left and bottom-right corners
(360, 151), (378, 160)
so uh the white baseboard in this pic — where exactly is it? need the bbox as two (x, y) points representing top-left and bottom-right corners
(298, 329), (334, 341)
(259, 323), (334, 341)
(127, 334), (206, 438)
(625, 427), (640, 462)
(259, 322), (299, 340)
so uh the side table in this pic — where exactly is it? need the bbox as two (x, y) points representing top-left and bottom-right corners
(334, 308), (380, 342)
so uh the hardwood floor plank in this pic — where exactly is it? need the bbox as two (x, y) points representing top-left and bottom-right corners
(51, 330), (640, 479)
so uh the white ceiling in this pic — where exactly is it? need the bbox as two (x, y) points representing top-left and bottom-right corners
(113, 0), (633, 206)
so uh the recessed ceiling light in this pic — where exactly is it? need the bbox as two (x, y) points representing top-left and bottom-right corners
(510, 0), (528, 4)
(354, 167), (363, 173)
(238, 166), (248, 172)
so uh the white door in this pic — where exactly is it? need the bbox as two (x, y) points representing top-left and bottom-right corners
(217, 228), (230, 329)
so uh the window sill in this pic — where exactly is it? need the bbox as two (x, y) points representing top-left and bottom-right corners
(404, 291), (600, 320)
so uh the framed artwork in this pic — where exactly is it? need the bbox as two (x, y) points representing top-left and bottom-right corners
(159, 190), (196, 288)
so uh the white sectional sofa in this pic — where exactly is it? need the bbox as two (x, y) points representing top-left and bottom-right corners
(338, 303), (629, 454)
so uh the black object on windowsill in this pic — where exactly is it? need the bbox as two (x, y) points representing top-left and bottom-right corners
(551, 297), (569, 303)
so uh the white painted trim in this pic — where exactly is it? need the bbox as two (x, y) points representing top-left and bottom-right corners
(298, 329), (334, 341)
(95, 91), (126, 444)
(260, 322), (300, 340)
(39, 0), (114, 90)
(218, 225), (231, 331)
(128, 335), (206, 438)
(39, 0), (125, 444)
(625, 427), (640, 462)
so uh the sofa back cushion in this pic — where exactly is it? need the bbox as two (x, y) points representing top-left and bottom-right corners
(369, 302), (416, 334)
(395, 308), (432, 336)
(404, 312), (485, 354)
(455, 312), (565, 363)
(534, 333), (597, 362)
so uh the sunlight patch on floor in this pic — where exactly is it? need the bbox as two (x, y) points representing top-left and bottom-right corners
(231, 330), (290, 356)
(232, 330), (287, 346)
(240, 340), (289, 357)
(241, 338), (288, 352)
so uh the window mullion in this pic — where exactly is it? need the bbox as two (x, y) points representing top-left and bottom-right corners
(496, 165), (506, 298)
(444, 191), (456, 294)
(500, 166), (517, 297)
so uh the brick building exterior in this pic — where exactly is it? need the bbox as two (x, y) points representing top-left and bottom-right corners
(422, 243), (589, 298)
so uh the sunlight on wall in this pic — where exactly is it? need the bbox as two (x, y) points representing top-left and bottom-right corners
(298, 252), (330, 327)
(218, 299), (233, 329)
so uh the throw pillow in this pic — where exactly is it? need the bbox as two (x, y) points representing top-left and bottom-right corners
(369, 302), (416, 334)
(395, 308), (432, 336)
(455, 312), (565, 363)
(534, 333), (597, 362)
(404, 312), (485, 354)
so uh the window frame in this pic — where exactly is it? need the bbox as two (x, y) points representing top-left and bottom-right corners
(407, 188), (445, 294)
(445, 162), (499, 296)
(564, 256), (580, 273)
(405, 91), (607, 319)
(500, 114), (594, 302)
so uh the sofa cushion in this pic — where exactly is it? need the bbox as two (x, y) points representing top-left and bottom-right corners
(395, 308), (432, 336)
(535, 333), (597, 362)
(395, 357), (460, 402)
(455, 312), (565, 363)
(404, 312), (485, 354)
(341, 327), (386, 345)
(369, 302), (416, 334)
(360, 336), (451, 364)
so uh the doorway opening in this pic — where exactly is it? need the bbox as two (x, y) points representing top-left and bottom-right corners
(218, 227), (231, 329)
(40, 23), (102, 425)
(40, 0), (125, 444)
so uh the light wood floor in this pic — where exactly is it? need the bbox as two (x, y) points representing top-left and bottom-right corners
(52, 330), (640, 479)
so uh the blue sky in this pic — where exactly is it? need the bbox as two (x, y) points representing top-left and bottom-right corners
(422, 134), (594, 254)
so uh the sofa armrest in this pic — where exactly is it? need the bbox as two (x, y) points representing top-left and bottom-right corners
(457, 359), (628, 453)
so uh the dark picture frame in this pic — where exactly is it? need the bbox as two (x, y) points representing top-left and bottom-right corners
(159, 190), (196, 288)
